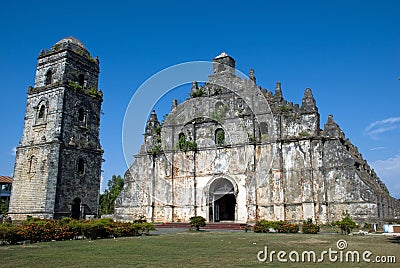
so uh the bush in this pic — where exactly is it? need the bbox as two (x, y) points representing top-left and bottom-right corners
(253, 220), (299, 233)
(0, 223), (22, 244)
(253, 220), (283, 233)
(302, 218), (320, 234)
(334, 211), (357, 234)
(19, 219), (76, 242)
(0, 218), (155, 245)
(21, 220), (53, 242)
(82, 219), (113, 240)
(65, 219), (85, 239)
(189, 216), (206, 231)
(112, 222), (136, 238)
(139, 222), (156, 235)
(278, 222), (299, 233)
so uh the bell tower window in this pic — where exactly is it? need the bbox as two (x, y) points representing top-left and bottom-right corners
(78, 74), (85, 88)
(78, 108), (87, 127)
(77, 158), (85, 175)
(36, 102), (47, 124)
(78, 108), (85, 122)
(38, 105), (46, 119)
(45, 70), (52, 85)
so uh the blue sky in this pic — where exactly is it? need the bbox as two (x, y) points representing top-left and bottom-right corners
(0, 1), (399, 198)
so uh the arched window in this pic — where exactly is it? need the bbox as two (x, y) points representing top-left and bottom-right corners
(45, 70), (52, 85)
(78, 74), (85, 87)
(215, 128), (225, 146)
(178, 132), (186, 150)
(38, 105), (46, 119)
(77, 158), (85, 175)
(215, 101), (223, 110)
(78, 108), (85, 122)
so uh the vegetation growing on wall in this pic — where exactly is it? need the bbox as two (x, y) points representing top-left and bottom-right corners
(86, 87), (103, 100)
(211, 103), (230, 122)
(68, 80), (84, 92)
(67, 81), (103, 100)
(190, 87), (206, 98)
(178, 135), (197, 152)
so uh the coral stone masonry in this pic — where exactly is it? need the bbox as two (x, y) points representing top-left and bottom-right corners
(9, 37), (103, 220)
(8, 38), (399, 224)
(115, 52), (400, 224)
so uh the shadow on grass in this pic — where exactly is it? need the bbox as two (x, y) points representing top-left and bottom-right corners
(188, 229), (209, 232)
(386, 236), (400, 244)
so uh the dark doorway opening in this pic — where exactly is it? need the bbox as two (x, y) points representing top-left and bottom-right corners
(71, 198), (81, 219)
(214, 194), (235, 221)
(209, 178), (236, 222)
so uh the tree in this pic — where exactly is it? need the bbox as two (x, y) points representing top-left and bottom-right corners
(99, 175), (124, 216)
(335, 211), (357, 234)
(0, 199), (9, 215)
(189, 216), (206, 231)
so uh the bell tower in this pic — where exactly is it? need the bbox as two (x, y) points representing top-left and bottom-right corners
(9, 37), (103, 220)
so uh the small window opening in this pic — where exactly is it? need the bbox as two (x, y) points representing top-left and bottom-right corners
(77, 158), (85, 174)
(78, 74), (85, 87)
(38, 105), (46, 119)
(45, 70), (52, 85)
(78, 108), (85, 122)
(215, 128), (225, 146)
(28, 155), (36, 176)
(178, 133), (186, 150)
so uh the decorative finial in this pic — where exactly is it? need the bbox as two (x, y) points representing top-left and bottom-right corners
(274, 82), (283, 101)
(171, 99), (178, 110)
(249, 69), (256, 84)
(191, 81), (198, 90)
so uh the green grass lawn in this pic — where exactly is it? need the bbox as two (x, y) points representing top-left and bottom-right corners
(1, 231), (399, 267)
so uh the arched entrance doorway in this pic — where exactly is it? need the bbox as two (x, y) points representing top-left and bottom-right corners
(209, 178), (236, 222)
(71, 198), (81, 219)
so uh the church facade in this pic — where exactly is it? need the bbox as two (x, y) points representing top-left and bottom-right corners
(115, 53), (400, 224)
(9, 37), (103, 220)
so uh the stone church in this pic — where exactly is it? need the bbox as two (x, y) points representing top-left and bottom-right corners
(9, 37), (103, 220)
(115, 52), (400, 224)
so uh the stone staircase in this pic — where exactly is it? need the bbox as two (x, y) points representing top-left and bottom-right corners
(155, 222), (251, 231)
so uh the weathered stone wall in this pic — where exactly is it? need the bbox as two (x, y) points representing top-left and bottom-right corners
(9, 37), (103, 220)
(8, 86), (65, 220)
(115, 53), (400, 224)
